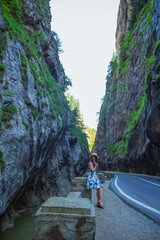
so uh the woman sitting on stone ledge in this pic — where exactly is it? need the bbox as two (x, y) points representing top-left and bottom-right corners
(87, 153), (104, 209)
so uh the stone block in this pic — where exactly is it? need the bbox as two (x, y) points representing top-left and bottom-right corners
(97, 172), (105, 183)
(71, 177), (91, 200)
(103, 171), (114, 180)
(83, 173), (88, 177)
(32, 197), (96, 240)
(67, 192), (82, 198)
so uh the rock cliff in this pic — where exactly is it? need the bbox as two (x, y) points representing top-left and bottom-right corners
(115, 0), (131, 55)
(94, 0), (160, 176)
(0, 0), (89, 230)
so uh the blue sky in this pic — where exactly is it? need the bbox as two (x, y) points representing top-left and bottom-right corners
(50, 0), (120, 129)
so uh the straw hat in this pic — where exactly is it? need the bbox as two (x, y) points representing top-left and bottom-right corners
(89, 153), (99, 159)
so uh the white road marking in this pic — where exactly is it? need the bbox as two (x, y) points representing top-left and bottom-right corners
(115, 176), (160, 215)
(133, 176), (160, 187)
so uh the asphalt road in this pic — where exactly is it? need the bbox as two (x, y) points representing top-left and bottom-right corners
(109, 173), (160, 224)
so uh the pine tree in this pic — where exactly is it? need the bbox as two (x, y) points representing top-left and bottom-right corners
(106, 51), (118, 80)
(66, 94), (88, 148)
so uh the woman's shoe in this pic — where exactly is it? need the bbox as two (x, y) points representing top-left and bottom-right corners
(97, 201), (104, 209)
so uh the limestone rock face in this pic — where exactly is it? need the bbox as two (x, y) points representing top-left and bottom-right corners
(94, 0), (160, 176)
(115, 0), (131, 55)
(0, 0), (89, 230)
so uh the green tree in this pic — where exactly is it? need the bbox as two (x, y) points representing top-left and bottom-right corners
(106, 51), (118, 80)
(52, 31), (64, 54)
(87, 127), (96, 152)
(64, 75), (72, 91)
(67, 94), (88, 149)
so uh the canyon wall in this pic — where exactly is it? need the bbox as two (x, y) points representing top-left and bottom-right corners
(116, 0), (131, 55)
(0, 0), (89, 230)
(94, 0), (160, 176)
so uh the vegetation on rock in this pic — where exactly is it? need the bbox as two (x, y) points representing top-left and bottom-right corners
(0, 0), (88, 146)
(129, 0), (149, 31)
(0, 150), (6, 169)
(97, 0), (157, 164)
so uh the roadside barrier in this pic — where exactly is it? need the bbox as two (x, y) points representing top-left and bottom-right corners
(32, 171), (114, 240)
(32, 177), (96, 240)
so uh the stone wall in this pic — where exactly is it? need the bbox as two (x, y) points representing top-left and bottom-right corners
(32, 176), (96, 240)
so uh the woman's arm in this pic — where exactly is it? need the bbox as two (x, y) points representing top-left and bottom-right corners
(88, 162), (97, 173)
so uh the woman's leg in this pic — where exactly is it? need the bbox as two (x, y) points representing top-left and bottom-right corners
(96, 189), (100, 203)
(97, 188), (104, 209)
(96, 188), (103, 202)
(99, 188), (103, 202)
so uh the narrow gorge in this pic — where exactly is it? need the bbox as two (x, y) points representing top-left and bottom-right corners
(1, 0), (160, 236)
(95, 0), (160, 176)
(0, 0), (89, 231)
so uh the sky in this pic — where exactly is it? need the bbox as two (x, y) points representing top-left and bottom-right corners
(50, 0), (120, 129)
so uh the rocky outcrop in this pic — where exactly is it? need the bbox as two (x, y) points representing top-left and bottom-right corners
(0, 0), (89, 231)
(94, 0), (160, 176)
(115, 0), (131, 55)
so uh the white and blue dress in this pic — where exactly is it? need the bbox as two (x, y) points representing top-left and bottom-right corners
(86, 169), (103, 189)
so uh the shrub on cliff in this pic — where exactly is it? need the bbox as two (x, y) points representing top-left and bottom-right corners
(129, 0), (149, 31)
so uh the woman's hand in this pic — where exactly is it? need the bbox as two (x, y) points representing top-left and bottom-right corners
(88, 162), (97, 173)
(95, 162), (98, 168)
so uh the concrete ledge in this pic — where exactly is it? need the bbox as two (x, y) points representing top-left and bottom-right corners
(71, 177), (91, 200)
(97, 173), (105, 183)
(103, 171), (114, 180)
(72, 177), (88, 184)
(41, 197), (91, 215)
(83, 173), (88, 178)
(84, 172), (106, 183)
(32, 196), (96, 240)
(67, 192), (82, 198)
(83, 171), (114, 182)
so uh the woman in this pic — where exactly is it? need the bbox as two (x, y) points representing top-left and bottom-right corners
(86, 153), (104, 209)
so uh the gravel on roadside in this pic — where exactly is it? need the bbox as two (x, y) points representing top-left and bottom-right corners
(92, 181), (160, 240)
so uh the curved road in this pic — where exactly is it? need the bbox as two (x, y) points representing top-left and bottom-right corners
(109, 173), (160, 223)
